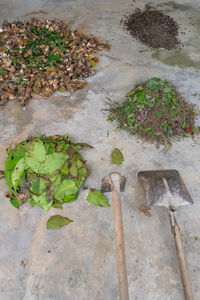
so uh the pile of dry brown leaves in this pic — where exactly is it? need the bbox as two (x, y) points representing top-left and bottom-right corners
(0, 18), (109, 108)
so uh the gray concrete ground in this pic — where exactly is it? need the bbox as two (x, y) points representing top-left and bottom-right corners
(0, 0), (200, 299)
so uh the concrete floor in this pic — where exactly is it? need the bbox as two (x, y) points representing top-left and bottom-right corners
(0, 0), (200, 299)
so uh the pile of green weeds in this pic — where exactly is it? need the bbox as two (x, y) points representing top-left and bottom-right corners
(108, 78), (195, 143)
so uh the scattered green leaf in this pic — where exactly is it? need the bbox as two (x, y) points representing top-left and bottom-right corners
(47, 215), (73, 230)
(112, 148), (124, 165)
(86, 189), (109, 207)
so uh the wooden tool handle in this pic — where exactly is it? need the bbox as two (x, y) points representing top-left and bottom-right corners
(112, 187), (129, 300)
(172, 219), (193, 300)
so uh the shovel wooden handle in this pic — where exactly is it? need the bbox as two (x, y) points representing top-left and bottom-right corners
(112, 187), (129, 300)
(172, 220), (193, 300)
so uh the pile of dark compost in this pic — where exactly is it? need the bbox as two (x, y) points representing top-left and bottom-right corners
(122, 8), (179, 50)
(108, 78), (195, 144)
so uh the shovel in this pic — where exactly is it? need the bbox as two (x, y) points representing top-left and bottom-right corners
(101, 172), (129, 300)
(138, 169), (193, 300)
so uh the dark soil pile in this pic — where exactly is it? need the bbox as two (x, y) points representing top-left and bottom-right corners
(108, 78), (195, 144)
(0, 18), (109, 108)
(122, 8), (179, 50)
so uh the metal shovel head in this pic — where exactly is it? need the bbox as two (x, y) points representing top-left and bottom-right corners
(101, 173), (126, 193)
(138, 170), (193, 211)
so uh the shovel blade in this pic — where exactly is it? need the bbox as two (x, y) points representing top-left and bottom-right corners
(138, 170), (193, 210)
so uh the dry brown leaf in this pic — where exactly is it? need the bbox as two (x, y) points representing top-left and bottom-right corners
(139, 205), (151, 217)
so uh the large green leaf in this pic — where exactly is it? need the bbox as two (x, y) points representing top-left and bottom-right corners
(32, 140), (46, 162)
(50, 174), (62, 196)
(10, 142), (29, 157)
(39, 177), (49, 192)
(55, 179), (78, 201)
(70, 162), (77, 177)
(63, 192), (78, 203)
(11, 157), (28, 190)
(86, 189), (109, 207)
(18, 171), (25, 187)
(76, 167), (87, 189)
(32, 193), (52, 212)
(111, 148), (124, 165)
(39, 153), (68, 174)
(60, 165), (69, 176)
(5, 151), (27, 190)
(30, 177), (49, 194)
(47, 215), (73, 230)
(26, 157), (42, 173)
(30, 177), (40, 194)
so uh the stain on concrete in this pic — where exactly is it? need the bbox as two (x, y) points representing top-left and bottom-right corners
(152, 49), (200, 69)
(146, 1), (190, 12)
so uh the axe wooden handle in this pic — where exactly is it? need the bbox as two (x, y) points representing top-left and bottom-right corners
(112, 186), (129, 300)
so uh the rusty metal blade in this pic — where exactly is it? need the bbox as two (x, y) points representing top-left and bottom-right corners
(138, 170), (193, 211)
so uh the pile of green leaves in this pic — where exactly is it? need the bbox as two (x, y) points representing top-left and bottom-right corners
(5, 135), (89, 212)
(108, 78), (195, 143)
